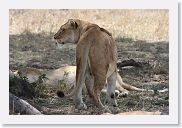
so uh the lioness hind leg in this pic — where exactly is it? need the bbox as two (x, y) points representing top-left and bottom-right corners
(85, 72), (94, 103)
(105, 72), (118, 107)
(92, 76), (106, 108)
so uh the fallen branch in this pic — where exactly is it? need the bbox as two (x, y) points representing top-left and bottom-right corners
(9, 93), (42, 115)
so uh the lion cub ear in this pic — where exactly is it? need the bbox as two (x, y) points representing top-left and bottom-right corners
(68, 19), (78, 29)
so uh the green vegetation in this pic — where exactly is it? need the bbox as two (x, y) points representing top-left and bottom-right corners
(9, 74), (48, 98)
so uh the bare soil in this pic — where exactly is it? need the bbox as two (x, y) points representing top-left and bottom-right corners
(9, 33), (169, 115)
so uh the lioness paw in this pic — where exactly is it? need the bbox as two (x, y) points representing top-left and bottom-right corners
(119, 90), (129, 97)
(114, 90), (120, 98)
(76, 102), (87, 110)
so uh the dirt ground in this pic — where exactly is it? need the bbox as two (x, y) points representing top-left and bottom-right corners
(9, 33), (169, 115)
(9, 10), (169, 115)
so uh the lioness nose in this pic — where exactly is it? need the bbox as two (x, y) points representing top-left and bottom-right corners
(54, 35), (57, 39)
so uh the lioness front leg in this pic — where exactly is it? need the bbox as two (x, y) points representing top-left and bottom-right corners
(105, 72), (118, 107)
(74, 38), (90, 109)
(73, 77), (87, 110)
(74, 43), (90, 110)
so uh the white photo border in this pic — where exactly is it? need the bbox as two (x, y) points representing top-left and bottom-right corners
(0, 0), (178, 125)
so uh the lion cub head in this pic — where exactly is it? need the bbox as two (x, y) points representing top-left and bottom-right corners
(54, 19), (80, 48)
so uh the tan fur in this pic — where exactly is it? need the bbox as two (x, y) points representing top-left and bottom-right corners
(14, 66), (145, 95)
(54, 19), (119, 109)
(16, 66), (76, 87)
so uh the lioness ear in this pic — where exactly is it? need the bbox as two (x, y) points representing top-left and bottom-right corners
(69, 19), (78, 29)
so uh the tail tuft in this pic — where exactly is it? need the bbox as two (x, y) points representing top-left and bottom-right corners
(57, 91), (65, 98)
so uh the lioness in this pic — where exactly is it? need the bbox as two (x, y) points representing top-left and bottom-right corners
(54, 19), (118, 109)
(11, 66), (146, 96)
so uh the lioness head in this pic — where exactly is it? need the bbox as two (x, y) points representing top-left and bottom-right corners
(54, 19), (79, 48)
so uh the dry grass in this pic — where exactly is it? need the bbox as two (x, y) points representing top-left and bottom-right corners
(9, 9), (168, 42)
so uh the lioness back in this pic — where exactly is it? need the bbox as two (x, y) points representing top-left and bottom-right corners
(54, 19), (118, 109)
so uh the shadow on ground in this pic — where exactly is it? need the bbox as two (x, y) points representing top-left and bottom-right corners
(9, 32), (169, 115)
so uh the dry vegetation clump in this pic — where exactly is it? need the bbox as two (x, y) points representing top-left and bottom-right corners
(9, 9), (168, 42)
